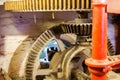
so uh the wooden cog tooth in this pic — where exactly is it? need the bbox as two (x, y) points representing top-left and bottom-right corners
(4, 0), (92, 11)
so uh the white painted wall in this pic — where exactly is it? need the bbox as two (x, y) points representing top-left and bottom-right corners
(0, 0), (6, 5)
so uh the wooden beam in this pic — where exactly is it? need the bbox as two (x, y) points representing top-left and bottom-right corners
(107, 0), (120, 14)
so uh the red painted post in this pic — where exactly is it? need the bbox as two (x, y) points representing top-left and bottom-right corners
(92, 0), (107, 60)
(92, 0), (107, 80)
(0, 74), (2, 80)
(86, 0), (108, 80)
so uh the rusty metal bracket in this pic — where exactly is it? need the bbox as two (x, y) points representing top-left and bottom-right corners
(84, 0), (120, 80)
(85, 0), (120, 79)
(86, 55), (120, 76)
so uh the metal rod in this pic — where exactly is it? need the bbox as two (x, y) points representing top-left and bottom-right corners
(34, 14), (37, 24)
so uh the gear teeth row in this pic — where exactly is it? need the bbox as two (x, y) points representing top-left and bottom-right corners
(25, 30), (55, 80)
(108, 39), (115, 56)
(26, 70), (33, 75)
(5, 0), (92, 11)
(23, 23), (115, 80)
(50, 20), (92, 37)
(8, 37), (34, 79)
(61, 46), (90, 80)
(60, 23), (92, 36)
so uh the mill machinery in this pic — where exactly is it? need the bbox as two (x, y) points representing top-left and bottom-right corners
(1, 0), (120, 80)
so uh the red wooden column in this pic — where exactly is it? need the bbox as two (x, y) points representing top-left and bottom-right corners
(86, 0), (108, 80)
(92, 0), (107, 60)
